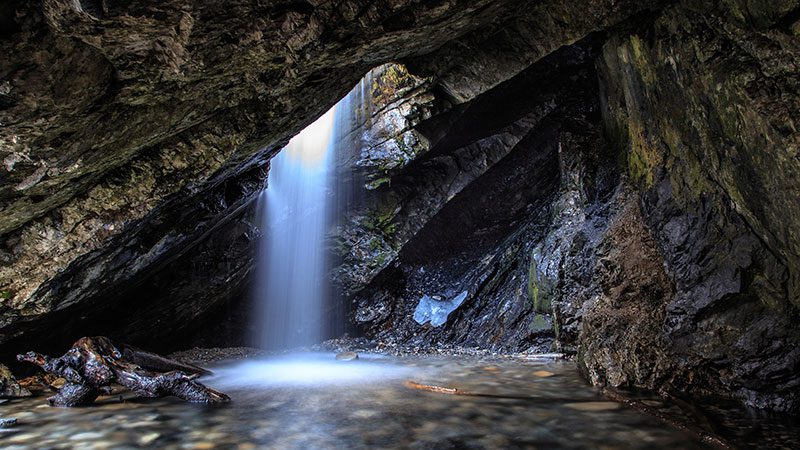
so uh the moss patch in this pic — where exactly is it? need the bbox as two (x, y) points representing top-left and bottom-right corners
(527, 253), (553, 314)
(626, 120), (662, 188)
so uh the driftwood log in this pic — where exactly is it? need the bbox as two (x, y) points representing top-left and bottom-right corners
(17, 336), (229, 407)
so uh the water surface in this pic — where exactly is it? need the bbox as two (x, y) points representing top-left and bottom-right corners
(2, 354), (792, 449)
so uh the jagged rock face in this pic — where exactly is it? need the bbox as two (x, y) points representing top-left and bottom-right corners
(341, 2), (800, 412)
(590, 1), (800, 411)
(347, 37), (605, 350)
(0, 0), (658, 354)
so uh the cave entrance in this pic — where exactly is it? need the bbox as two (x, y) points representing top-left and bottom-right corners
(250, 68), (386, 351)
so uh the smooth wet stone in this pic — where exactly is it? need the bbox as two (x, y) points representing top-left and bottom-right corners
(350, 409), (379, 419)
(532, 370), (555, 377)
(122, 421), (155, 428)
(642, 400), (665, 407)
(0, 418), (18, 428)
(7, 432), (39, 443)
(138, 432), (160, 445)
(564, 402), (622, 412)
(335, 351), (359, 361)
(70, 431), (106, 440)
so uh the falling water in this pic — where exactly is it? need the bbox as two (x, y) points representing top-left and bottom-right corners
(255, 107), (336, 350)
(254, 71), (374, 350)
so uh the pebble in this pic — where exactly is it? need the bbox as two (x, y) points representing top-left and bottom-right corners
(7, 432), (38, 443)
(70, 431), (106, 440)
(335, 351), (359, 361)
(350, 409), (379, 419)
(122, 421), (156, 428)
(532, 370), (555, 377)
(139, 432), (160, 445)
(564, 402), (621, 412)
(642, 400), (664, 407)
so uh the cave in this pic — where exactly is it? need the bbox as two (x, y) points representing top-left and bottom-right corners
(1, 0), (799, 448)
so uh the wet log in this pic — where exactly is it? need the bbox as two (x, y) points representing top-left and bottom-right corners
(17, 336), (229, 407)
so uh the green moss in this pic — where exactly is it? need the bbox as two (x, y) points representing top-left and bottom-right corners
(530, 314), (550, 332)
(0, 290), (11, 301)
(628, 35), (658, 88)
(371, 63), (417, 105)
(553, 313), (561, 339)
(368, 237), (382, 251)
(365, 177), (390, 190)
(626, 121), (661, 188)
(527, 254), (552, 314)
(374, 252), (389, 267)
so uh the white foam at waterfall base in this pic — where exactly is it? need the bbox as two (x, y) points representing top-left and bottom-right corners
(207, 353), (414, 389)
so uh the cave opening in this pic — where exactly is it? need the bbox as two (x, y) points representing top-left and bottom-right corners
(1, 1), (799, 448)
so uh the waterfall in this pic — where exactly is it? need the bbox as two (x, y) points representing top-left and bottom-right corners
(255, 107), (336, 350)
(254, 72), (373, 350)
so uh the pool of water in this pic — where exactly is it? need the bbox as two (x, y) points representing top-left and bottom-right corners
(0, 353), (792, 449)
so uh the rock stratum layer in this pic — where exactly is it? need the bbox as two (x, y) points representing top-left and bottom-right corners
(1, 0), (799, 412)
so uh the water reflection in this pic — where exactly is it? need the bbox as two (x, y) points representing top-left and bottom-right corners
(3, 356), (767, 449)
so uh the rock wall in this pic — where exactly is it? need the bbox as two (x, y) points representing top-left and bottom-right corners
(590, 1), (800, 411)
(0, 0), (798, 412)
(339, 2), (800, 412)
(346, 37), (605, 351)
(0, 0), (657, 352)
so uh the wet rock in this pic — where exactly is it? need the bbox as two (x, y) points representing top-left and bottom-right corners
(0, 418), (17, 428)
(587, 3), (800, 412)
(344, 3), (800, 414)
(0, 364), (30, 398)
(564, 402), (621, 412)
(0, 0), (659, 361)
(351, 37), (604, 353)
(335, 351), (359, 361)
(138, 432), (160, 446)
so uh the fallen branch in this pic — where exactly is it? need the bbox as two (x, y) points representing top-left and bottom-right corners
(17, 336), (229, 407)
(403, 381), (461, 395)
(403, 380), (578, 402)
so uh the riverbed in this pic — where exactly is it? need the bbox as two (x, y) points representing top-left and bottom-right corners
(0, 353), (796, 449)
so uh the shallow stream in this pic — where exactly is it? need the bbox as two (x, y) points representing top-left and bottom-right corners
(1, 354), (796, 449)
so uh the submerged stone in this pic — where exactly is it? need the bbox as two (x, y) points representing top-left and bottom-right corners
(0, 418), (17, 428)
(335, 351), (359, 361)
(564, 402), (621, 412)
(532, 371), (555, 378)
(413, 291), (469, 327)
